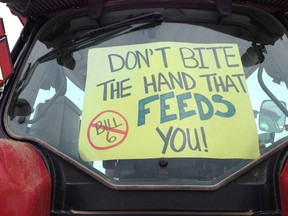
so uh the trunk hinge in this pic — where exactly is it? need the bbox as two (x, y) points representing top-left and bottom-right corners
(88, 0), (104, 19)
(215, 0), (232, 16)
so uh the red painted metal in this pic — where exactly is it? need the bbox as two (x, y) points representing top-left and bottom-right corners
(280, 160), (288, 216)
(0, 18), (13, 86)
(0, 18), (4, 35)
(244, 2), (285, 12)
(0, 139), (51, 216)
(17, 16), (26, 26)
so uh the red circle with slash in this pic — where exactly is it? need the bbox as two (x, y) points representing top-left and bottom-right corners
(87, 110), (129, 150)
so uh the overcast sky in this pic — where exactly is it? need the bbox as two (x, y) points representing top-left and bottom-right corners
(0, 3), (23, 48)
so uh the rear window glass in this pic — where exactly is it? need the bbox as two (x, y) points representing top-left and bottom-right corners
(6, 6), (288, 189)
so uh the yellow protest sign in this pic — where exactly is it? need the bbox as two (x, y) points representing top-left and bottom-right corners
(79, 42), (260, 161)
